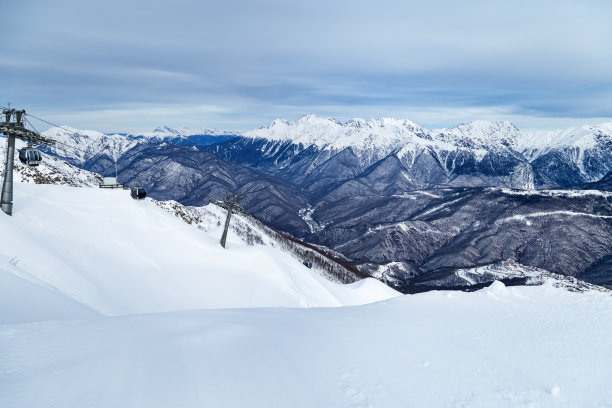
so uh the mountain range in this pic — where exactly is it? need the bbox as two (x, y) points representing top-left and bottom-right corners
(213, 114), (612, 191)
(39, 115), (612, 291)
(3, 123), (612, 408)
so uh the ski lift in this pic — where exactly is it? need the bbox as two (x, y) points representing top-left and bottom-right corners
(18, 145), (43, 166)
(131, 186), (147, 200)
(130, 173), (147, 200)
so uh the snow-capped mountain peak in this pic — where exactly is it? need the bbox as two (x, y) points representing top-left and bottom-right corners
(517, 122), (612, 153)
(42, 126), (140, 164)
(43, 125), (108, 141)
(137, 126), (238, 138)
(444, 120), (519, 139)
(152, 125), (179, 134)
(432, 120), (522, 150)
(243, 114), (527, 152)
(242, 114), (610, 170)
(243, 114), (432, 152)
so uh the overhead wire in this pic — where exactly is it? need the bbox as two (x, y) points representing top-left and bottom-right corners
(1, 111), (124, 182)
(2, 109), (222, 200)
(23, 116), (40, 134)
(2, 108), (122, 179)
(24, 113), (126, 174)
(22, 111), (211, 194)
(24, 112), (78, 133)
(2, 109), (249, 230)
(0, 110), (241, 214)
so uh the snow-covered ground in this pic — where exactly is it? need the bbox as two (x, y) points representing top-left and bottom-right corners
(0, 182), (398, 322)
(1, 182), (611, 407)
(1, 281), (611, 408)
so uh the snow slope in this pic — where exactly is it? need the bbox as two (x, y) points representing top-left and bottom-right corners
(0, 182), (398, 322)
(2, 130), (611, 407)
(1, 181), (611, 408)
(1, 281), (611, 408)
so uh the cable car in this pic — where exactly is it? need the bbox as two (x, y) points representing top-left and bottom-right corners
(131, 186), (147, 200)
(18, 147), (43, 166)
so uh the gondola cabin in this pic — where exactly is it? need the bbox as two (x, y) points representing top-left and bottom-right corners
(18, 148), (42, 166)
(131, 186), (147, 200)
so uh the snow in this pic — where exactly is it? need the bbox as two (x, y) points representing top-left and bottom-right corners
(456, 268), (477, 284)
(0, 138), (101, 187)
(131, 125), (238, 138)
(242, 115), (612, 169)
(1, 175), (611, 407)
(496, 187), (612, 198)
(36, 117), (612, 184)
(42, 126), (140, 164)
(393, 190), (441, 200)
(0, 182), (398, 321)
(243, 113), (453, 154)
(497, 210), (612, 226)
(415, 197), (464, 218)
(517, 123), (602, 154)
(433, 120), (521, 150)
(1, 280), (611, 407)
(298, 206), (327, 233)
(0, 266), (100, 324)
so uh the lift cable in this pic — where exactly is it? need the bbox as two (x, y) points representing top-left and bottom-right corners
(1, 108), (57, 214)
(20, 113), (160, 186)
(14, 110), (238, 206)
(22, 113), (127, 177)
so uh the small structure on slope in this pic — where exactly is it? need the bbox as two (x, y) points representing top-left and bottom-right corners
(99, 177), (124, 189)
(211, 193), (246, 248)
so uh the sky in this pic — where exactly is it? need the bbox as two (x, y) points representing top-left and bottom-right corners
(2, 0), (612, 133)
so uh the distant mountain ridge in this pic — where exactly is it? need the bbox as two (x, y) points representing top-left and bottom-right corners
(128, 125), (239, 139)
(242, 114), (612, 154)
(233, 114), (612, 190)
(43, 125), (239, 163)
(36, 115), (612, 292)
(42, 115), (612, 190)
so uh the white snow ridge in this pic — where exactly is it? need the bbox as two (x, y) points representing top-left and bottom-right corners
(0, 182), (397, 318)
(1, 181), (611, 408)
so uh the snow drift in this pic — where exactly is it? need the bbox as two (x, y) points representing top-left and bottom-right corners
(1, 168), (611, 408)
(0, 182), (398, 322)
(1, 281), (611, 408)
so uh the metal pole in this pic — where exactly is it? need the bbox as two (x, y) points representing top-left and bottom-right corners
(1, 134), (16, 215)
(220, 208), (232, 248)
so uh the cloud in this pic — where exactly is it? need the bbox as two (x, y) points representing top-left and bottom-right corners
(4, 0), (612, 132)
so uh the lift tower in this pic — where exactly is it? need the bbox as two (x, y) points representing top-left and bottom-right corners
(1, 108), (56, 215)
(211, 193), (246, 248)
